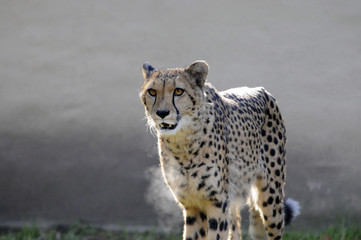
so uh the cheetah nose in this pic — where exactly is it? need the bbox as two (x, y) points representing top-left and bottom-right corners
(156, 110), (170, 119)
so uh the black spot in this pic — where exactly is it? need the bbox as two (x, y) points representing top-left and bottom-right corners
(270, 101), (275, 108)
(224, 220), (228, 231)
(209, 218), (218, 230)
(186, 216), (197, 225)
(194, 232), (198, 240)
(262, 184), (269, 192)
(271, 162), (275, 168)
(264, 144), (269, 151)
(261, 129), (266, 136)
(219, 221), (224, 231)
(202, 175), (210, 179)
(197, 181), (205, 190)
(270, 149), (276, 156)
(276, 196), (280, 204)
(203, 128), (207, 134)
(269, 223), (276, 228)
(277, 221), (283, 229)
(208, 191), (217, 197)
(269, 188), (275, 194)
(267, 135), (272, 142)
(191, 172), (198, 178)
(205, 153), (210, 158)
(186, 238), (192, 240)
(278, 131), (283, 140)
(277, 157), (282, 165)
(199, 228), (206, 237)
(222, 201), (228, 213)
(275, 169), (280, 176)
(216, 234), (220, 240)
(275, 236), (282, 240)
(265, 93), (270, 101)
(214, 202), (222, 208)
(267, 121), (272, 127)
(268, 196), (274, 205)
(200, 212), (207, 221)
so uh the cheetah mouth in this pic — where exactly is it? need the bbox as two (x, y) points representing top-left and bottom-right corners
(159, 122), (178, 130)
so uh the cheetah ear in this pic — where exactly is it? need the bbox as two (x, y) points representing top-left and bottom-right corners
(142, 62), (157, 80)
(185, 60), (208, 88)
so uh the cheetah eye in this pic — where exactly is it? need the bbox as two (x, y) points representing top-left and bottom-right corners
(147, 88), (157, 97)
(174, 88), (185, 96)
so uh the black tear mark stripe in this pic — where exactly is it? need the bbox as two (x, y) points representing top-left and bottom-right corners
(172, 94), (180, 115)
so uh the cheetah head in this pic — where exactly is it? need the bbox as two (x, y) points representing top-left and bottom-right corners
(140, 60), (208, 135)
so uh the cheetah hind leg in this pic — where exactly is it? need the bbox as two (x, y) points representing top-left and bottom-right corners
(255, 180), (285, 240)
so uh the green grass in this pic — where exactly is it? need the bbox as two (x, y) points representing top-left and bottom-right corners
(0, 222), (180, 240)
(282, 223), (361, 240)
(0, 222), (360, 240)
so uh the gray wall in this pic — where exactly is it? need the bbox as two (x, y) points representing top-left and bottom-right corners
(1, 0), (360, 229)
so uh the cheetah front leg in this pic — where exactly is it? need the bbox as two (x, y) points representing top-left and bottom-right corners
(183, 208), (207, 240)
(206, 202), (229, 240)
(228, 204), (242, 240)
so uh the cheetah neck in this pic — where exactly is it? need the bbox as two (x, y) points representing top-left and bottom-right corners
(158, 105), (210, 157)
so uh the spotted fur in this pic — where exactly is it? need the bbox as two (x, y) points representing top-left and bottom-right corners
(140, 60), (299, 240)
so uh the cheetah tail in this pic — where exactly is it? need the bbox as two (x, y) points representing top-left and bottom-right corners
(284, 198), (301, 225)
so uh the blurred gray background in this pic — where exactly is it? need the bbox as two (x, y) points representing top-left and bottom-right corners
(0, 0), (360, 230)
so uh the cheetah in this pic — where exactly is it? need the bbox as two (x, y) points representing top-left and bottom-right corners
(139, 60), (300, 240)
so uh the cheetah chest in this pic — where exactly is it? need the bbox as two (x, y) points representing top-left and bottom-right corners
(161, 153), (221, 210)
